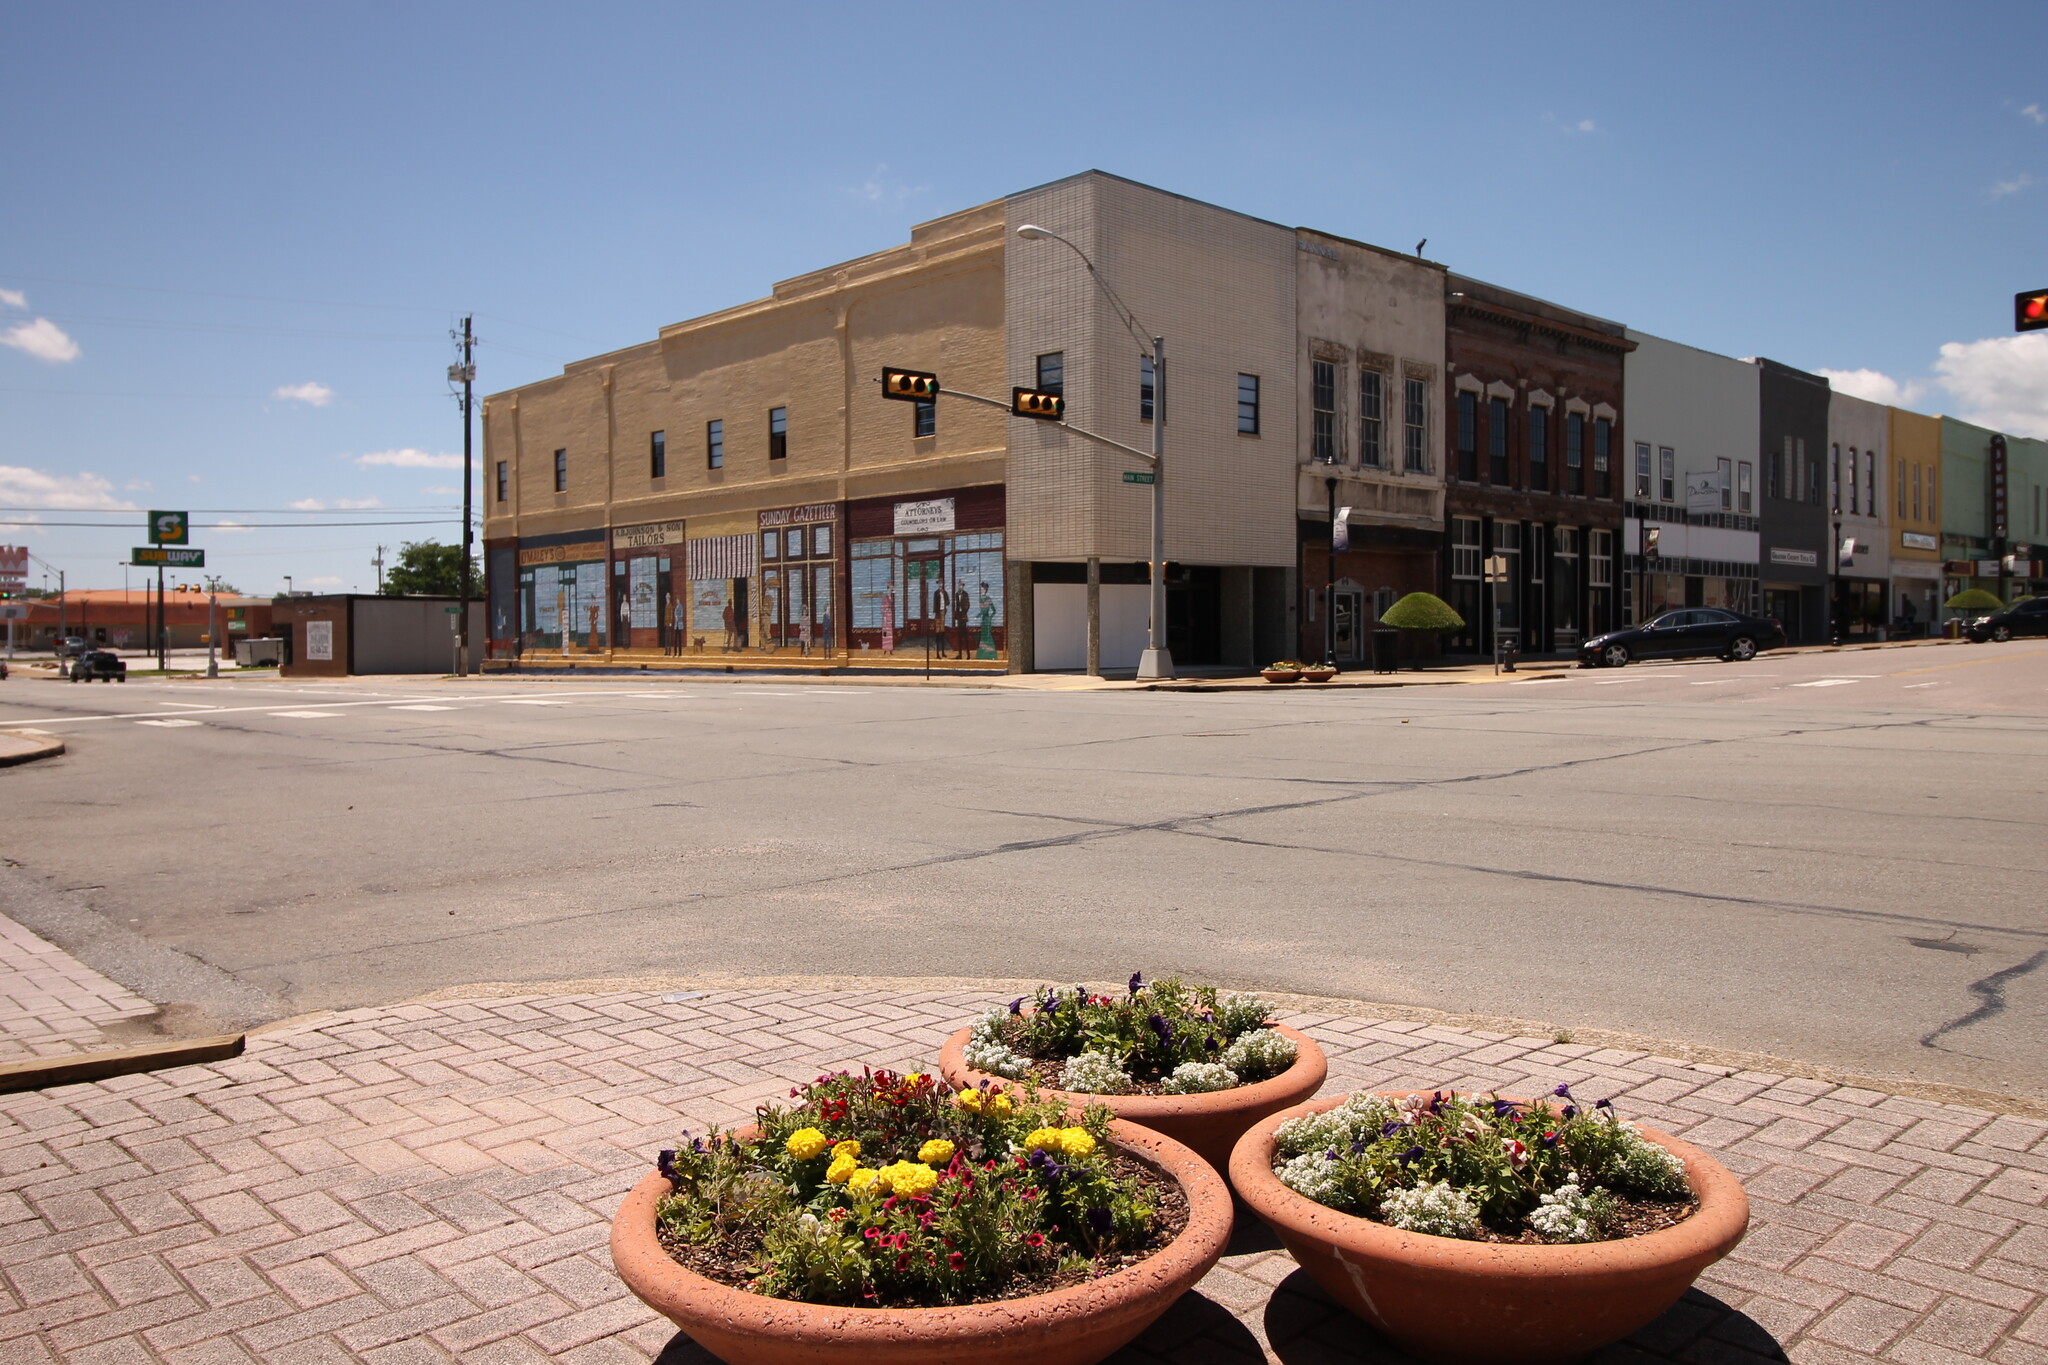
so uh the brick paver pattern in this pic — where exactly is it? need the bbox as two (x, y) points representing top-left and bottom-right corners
(0, 912), (156, 1063)
(1, 988), (2044, 1364)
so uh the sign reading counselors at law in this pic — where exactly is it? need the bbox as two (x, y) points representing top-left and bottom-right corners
(149, 511), (189, 545)
(612, 520), (687, 550)
(892, 497), (955, 535)
(305, 621), (334, 661)
(132, 547), (205, 567)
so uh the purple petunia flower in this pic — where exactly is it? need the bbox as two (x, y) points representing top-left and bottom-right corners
(1398, 1145), (1424, 1166)
(1148, 1013), (1174, 1045)
(1561, 1104), (1578, 1120)
(1129, 972), (1144, 997)
(1008, 997), (1024, 1015)
(1595, 1098), (1613, 1110)
(1553, 1083), (1573, 1099)
(656, 1150), (676, 1180)
(1539, 1131), (1560, 1149)
(1491, 1098), (1516, 1117)
(1382, 1120), (1406, 1137)
(1085, 1206), (1114, 1237)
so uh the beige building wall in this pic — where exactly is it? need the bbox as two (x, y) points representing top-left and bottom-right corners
(1293, 229), (1446, 530)
(481, 202), (1007, 545)
(1003, 172), (1299, 567)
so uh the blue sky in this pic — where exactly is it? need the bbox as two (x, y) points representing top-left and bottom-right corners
(4, 1), (2045, 593)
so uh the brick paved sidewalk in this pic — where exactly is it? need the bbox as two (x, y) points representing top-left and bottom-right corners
(1, 986), (2043, 1365)
(0, 911), (157, 1064)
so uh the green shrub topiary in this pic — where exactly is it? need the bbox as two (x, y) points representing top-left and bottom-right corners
(1378, 592), (1465, 632)
(1944, 588), (2005, 611)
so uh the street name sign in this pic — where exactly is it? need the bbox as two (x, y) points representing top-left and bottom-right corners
(1122, 471), (1155, 484)
(132, 547), (205, 567)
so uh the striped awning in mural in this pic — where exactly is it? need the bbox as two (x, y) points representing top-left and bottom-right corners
(688, 533), (757, 581)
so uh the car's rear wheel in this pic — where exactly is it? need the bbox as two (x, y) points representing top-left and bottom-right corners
(1993, 625), (2013, 643)
(1724, 636), (1758, 662)
(1601, 644), (1630, 667)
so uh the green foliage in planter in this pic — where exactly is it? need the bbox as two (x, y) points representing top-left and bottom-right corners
(1945, 588), (2005, 611)
(1378, 592), (1465, 632)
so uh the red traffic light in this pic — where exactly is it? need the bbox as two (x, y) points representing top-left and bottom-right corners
(881, 368), (939, 401)
(2017, 289), (2048, 333)
(1011, 387), (1065, 421)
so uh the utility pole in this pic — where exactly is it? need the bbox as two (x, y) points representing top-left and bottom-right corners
(451, 316), (476, 676)
(372, 545), (387, 593)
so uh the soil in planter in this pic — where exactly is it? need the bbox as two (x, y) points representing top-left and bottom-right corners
(655, 1151), (1190, 1308)
(1358, 1194), (1696, 1245)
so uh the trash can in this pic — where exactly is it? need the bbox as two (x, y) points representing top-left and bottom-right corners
(1371, 628), (1400, 674)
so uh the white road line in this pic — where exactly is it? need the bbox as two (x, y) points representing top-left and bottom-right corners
(390, 703), (457, 711)
(501, 698), (574, 706)
(0, 688), (642, 727)
(1902, 682), (1945, 689)
(1790, 678), (1872, 688)
(270, 710), (343, 718)
(136, 718), (203, 727)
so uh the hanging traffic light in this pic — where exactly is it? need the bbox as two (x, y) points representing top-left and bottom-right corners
(2017, 289), (2048, 333)
(881, 368), (940, 401)
(1011, 387), (1066, 421)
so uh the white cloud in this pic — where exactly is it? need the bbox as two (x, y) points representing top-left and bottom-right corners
(1818, 368), (1928, 407)
(0, 464), (135, 510)
(2020, 103), (2045, 125)
(309, 576), (344, 587)
(288, 496), (384, 511)
(1991, 173), (2033, 200)
(352, 448), (461, 470)
(0, 288), (24, 309)
(212, 520), (254, 534)
(419, 484), (460, 495)
(850, 164), (927, 205)
(1576, 119), (1597, 133)
(187, 473), (202, 484)
(123, 479), (153, 492)
(0, 317), (80, 363)
(1932, 334), (2048, 438)
(272, 381), (334, 407)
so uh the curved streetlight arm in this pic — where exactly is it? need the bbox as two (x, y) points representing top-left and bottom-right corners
(1015, 225), (1154, 357)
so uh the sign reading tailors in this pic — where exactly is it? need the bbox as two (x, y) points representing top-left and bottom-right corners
(892, 497), (956, 535)
(612, 519), (687, 550)
(132, 546), (205, 567)
(149, 510), (189, 545)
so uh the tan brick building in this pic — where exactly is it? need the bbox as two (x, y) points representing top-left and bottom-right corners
(481, 171), (1436, 673)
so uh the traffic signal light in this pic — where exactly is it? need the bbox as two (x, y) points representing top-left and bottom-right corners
(881, 368), (940, 401)
(2018, 289), (2048, 333)
(1011, 387), (1065, 421)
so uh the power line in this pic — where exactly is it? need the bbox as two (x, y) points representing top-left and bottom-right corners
(4, 519), (466, 529)
(0, 505), (460, 514)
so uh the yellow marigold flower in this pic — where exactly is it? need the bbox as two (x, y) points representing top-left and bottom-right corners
(785, 1128), (830, 1160)
(877, 1161), (939, 1199)
(1024, 1127), (1064, 1154)
(831, 1139), (860, 1159)
(826, 1153), (858, 1185)
(988, 1091), (1013, 1118)
(1058, 1127), (1096, 1158)
(955, 1089), (984, 1113)
(918, 1139), (955, 1166)
(905, 1072), (925, 1086)
(845, 1167), (880, 1193)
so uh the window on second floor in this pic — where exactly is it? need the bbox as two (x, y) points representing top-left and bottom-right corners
(1359, 370), (1383, 467)
(1036, 351), (1064, 399)
(1593, 417), (1612, 497)
(553, 448), (567, 493)
(1140, 355), (1154, 422)
(707, 419), (724, 470)
(1738, 460), (1753, 514)
(1455, 389), (1478, 481)
(1659, 446), (1676, 502)
(1403, 377), (1428, 472)
(914, 399), (935, 438)
(1528, 406), (1549, 490)
(1831, 442), (1842, 511)
(1238, 373), (1260, 435)
(1488, 396), (1509, 485)
(1634, 441), (1652, 499)
(768, 407), (788, 461)
(495, 460), (507, 503)
(1863, 451), (1875, 517)
(1565, 412), (1585, 495)
(1313, 360), (1339, 463)
(650, 430), (666, 479)
(1717, 457), (1732, 511)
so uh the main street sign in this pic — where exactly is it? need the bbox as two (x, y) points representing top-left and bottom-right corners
(1121, 471), (1155, 484)
(132, 547), (205, 567)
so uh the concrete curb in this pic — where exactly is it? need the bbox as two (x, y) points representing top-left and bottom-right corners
(0, 730), (64, 766)
(0, 1032), (244, 1093)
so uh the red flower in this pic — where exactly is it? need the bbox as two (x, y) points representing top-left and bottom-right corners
(1025, 1232), (1046, 1248)
(896, 1253), (910, 1271)
(948, 1251), (965, 1270)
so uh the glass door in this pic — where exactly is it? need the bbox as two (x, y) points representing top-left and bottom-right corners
(1333, 588), (1364, 662)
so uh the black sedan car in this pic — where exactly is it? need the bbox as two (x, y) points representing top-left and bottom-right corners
(69, 650), (126, 682)
(1964, 597), (2048, 642)
(1578, 609), (1787, 668)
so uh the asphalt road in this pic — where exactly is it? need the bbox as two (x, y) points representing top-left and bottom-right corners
(3, 638), (2044, 1101)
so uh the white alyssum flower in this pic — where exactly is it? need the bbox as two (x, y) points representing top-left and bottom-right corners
(1057, 1051), (1131, 1094)
(1162, 1061), (1240, 1093)
(1528, 1183), (1601, 1243)
(1214, 992), (1276, 1037)
(1219, 1027), (1297, 1080)
(1614, 1131), (1689, 1198)
(1275, 1149), (1345, 1203)
(963, 1008), (1030, 1079)
(1274, 1094), (1398, 1157)
(1379, 1181), (1482, 1239)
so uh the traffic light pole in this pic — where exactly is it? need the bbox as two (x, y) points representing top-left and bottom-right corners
(457, 316), (475, 677)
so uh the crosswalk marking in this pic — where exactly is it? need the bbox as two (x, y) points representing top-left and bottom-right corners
(390, 704), (456, 711)
(270, 710), (343, 718)
(137, 718), (203, 727)
(1790, 678), (1868, 688)
(501, 698), (573, 706)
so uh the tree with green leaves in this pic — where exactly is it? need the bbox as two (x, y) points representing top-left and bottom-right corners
(382, 541), (476, 597)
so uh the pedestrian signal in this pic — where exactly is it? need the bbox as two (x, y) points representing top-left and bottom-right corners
(2017, 289), (2048, 333)
(881, 368), (940, 401)
(1011, 387), (1065, 420)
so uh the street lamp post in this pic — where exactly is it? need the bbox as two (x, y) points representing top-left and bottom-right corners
(1014, 225), (1173, 681)
(1830, 509), (1842, 646)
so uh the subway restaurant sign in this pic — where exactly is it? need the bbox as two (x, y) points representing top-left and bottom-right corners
(132, 546), (205, 567)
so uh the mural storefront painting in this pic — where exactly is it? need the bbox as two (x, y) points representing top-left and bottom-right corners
(846, 485), (1006, 662)
(516, 534), (609, 654)
(758, 503), (839, 656)
(686, 510), (757, 654)
(611, 520), (685, 653)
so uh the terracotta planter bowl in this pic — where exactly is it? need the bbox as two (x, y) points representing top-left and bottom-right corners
(939, 1022), (1326, 1175)
(1260, 668), (1303, 683)
(1300, 667), (1337, 683)
(613, 1118), (1232, 1365)
(1230, 1092), (1749, 1365)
